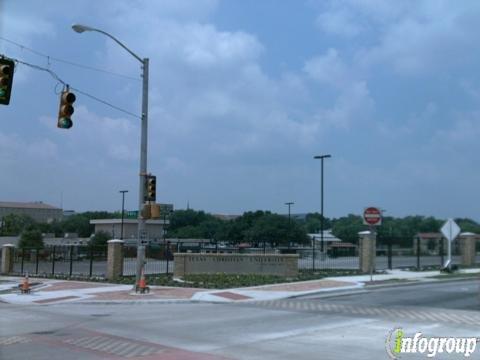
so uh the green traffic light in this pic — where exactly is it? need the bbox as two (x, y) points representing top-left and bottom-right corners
(58, 117), (73, 129)
(0, 88), (5, 98)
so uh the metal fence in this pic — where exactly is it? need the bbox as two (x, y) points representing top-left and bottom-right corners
(374, 237), (473, 270)
(12, 245), (107, 277)
(7, 239), (480, 278)
(123, 244), (173, 276)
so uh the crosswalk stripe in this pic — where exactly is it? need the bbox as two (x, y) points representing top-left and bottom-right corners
(0, 336), (31, 346)
(99, 339), (124, 353)
(108, 341), (133, 354)
(74, 336), (104, 347)
(241, 299), (480, 326)
(439, 312), (464, 324)
(126, 345), (157, 357)
(115, 342), (141, 356)
(89, 337), (118, 351)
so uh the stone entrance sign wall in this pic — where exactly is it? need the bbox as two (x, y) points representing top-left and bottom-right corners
(174, 253), (298, 277)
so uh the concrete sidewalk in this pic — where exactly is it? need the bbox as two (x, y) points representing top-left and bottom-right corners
(1, 268), (478, 305)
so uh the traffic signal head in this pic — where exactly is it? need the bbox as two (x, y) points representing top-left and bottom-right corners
(145, 175), (156, 202)
(57, 90), (76, 129)
(0, 58), (15, 106)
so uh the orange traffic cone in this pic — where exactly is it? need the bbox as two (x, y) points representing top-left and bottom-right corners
(20, 273), (31, 294)
(136, 268), (149, 294)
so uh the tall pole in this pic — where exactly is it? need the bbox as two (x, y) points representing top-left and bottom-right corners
(119, 190), (128, 240)
(321, 158), (324, 254)
(71, 24), (150, 286)
(285, 202), (293, 223)
(285, 202), (294, 247)
(136, 58), (149, 283)
(314, 154), (331, 267)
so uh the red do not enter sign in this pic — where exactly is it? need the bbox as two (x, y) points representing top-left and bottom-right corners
(363, 207), (382, 226)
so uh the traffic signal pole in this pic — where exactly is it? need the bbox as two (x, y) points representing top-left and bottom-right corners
(136, 57), (149, 285)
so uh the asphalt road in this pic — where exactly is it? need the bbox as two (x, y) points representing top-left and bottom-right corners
(1, 279), (479, 360)
(301, 278), (480, 311)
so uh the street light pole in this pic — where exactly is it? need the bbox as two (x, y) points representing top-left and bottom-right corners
(72, 24), (149, 285)
(285, 202), (294, 247)
(119, 190), (128, 240)
(314, 154), (331, 270)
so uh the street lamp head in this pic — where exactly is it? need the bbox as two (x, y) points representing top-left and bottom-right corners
(314, 154), (332, 159)
(72, 24), (94, 33)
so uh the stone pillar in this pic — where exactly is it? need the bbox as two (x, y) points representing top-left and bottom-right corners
(1, 244), (15, 274)
(459, 233), (476, 267)
(359, 231), (376, 273)
(107, 240), (124, 280)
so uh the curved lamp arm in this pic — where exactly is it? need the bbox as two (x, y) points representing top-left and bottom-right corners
(72, 24), (143, 64)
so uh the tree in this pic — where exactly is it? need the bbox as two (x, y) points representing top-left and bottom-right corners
(331, 214), (364, 244)
(0, 214), (35, 236)
(61, 211), (118, 237)
(169, 209), (210, 230)
(249, 213), (308, 247)
(455, 218), (480, 233)
(167, 210), (223, 239)
(18, 229), (44, 249)
(303, 213), (332, 233)
(90, 231), (111, 247)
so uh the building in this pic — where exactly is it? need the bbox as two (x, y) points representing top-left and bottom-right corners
(308, 230), (343, 248)
(0, 201), (62, 223)
(90, 219), (169, 244)
(63, 210), (76, 217)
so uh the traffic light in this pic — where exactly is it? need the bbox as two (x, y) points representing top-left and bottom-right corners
(0, 57), (14, 105)
(145, 175), (156, 202)
(57, 88), (76, 129)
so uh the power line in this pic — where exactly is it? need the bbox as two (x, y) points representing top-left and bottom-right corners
(7, 55), (141, 119)
(14, 58), (67, 86)
(0, 36), (141, 81)
(70, 87), (140, 119)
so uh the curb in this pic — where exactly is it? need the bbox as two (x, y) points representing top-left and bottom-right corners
(65, 299), (200, 306)
(283, 276), (479, 300)
(280, 283), (365, 300)
(363, 276), (479, 290)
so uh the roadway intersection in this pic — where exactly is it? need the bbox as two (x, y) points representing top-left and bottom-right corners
(1, 279), (479, 359)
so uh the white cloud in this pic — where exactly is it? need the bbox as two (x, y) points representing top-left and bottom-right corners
(316, 1), (480, 76)
(304, 48), (350, 87)
(40, 106), (139, 163)
(26, 139), (58, 160)
(317, 81), (374, 129)
(316, 7), (362, 37)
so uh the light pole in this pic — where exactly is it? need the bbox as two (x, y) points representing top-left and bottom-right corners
(72, 24), (149, 285)
(314, 154), (331, 269)
(119, 190), (128, 240)
(285, 202), (294, 247)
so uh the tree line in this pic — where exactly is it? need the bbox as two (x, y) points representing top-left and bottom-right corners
(2, 210), (479, 249)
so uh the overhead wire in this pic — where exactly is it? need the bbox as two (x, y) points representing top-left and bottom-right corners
(5, 55), (141, 119)
(0, 36), (141, 81)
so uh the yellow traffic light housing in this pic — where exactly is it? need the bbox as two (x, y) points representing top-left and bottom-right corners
(145, 175), (156, 202)
(57, 88), (76, 129)
(0, 57), (14, 105)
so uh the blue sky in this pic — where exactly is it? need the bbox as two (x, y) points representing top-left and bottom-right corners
(0, 0), (479, 220)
